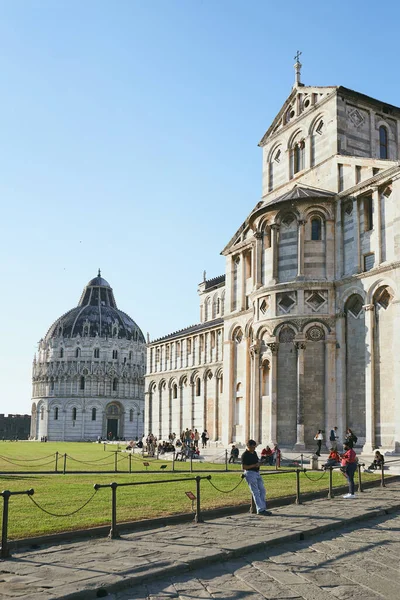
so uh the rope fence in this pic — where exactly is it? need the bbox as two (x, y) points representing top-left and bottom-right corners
(0, 461), (392, 559)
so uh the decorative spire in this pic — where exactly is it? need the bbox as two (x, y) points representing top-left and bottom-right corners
(203, 270), (206, 282)
(98, 268), (101, 277)
(294, 50), (302, 87)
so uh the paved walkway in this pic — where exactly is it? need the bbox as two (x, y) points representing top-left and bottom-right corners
(1, 481), (400, 600)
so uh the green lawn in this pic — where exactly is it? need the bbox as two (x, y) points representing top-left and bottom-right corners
(0, 442), (380, 540)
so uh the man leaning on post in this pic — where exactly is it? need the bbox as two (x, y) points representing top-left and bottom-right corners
(241, 439), (272, 515)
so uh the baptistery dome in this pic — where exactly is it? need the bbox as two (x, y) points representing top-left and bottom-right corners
(45, 271), (145, 342)
(31, 272), (146, 442)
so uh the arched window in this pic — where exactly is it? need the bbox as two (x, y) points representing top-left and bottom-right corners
(92, 407), (96, 421)
(129, 409), (133, 422)
(59, 348), (64, 358)
(112, 350), (118, 360)
(293, 140), (305, 174)
(311, 218), (322, 241)
(80, 376), (85, 390)
(40, 406), (44, 420)
(54, 407), (59, 420)
(204, 297), (211, 321)
(94, 348), (100, 359)
(173, 383), (178, 399)
(129, 351), (132, 360)
(268, 148), (281, 192)
(196, 378), (201, 397)
(75, 347), (81, 358)
(379, 125), (388, 159)
(72, 407), (77, 420)
(113, 378), (118, 392)
(219, 374), (223, 393)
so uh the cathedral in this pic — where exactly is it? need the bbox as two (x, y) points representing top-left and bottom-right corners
(31, 272), (146, 441)
(145, 59), (400, 453)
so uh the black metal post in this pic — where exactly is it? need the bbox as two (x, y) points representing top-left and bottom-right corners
(300, 454), (304, 469)
(328, 466), (333, 499)
(1, 489), (34, 559)
(172, 454), (175, 472)
(190, 454), (193, 473)
(225, 449), (228, 471)
(129, 453), (132, 473)
(194, 476), (203, 523)
(357, 463), (364, 492)
(381, 461), (386, 487)
(104, 442), (106, 452)
(295, 469), (301, 504)
(55, 451), (58, 473)
(114, 452), (118, 473)
(109, 482), (120, 538)
(1, 490), (10, 558)
(63, 453), (67, 475)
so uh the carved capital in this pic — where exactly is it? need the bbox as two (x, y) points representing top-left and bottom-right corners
(298, 219), (307, 226)
(267, 342), (279, 354)
(270, 223), (280, 231)
(254, 231), (263, 240)
(294, 341), (306, 350)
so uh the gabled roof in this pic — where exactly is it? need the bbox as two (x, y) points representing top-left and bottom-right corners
(258, 85), (336, 147)
(265, 184), (336, 207)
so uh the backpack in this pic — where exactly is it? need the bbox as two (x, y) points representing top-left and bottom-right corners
(352, 434), (358, 444)
(329, 430), (335, 442)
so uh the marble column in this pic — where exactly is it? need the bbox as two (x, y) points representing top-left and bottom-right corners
(363, 303), (375, 453)
(245, 336), (251, 442)
(267, 342), (279, 444)
(335, 313), (347, 444)
(293, 340), (306, 450)
(335, 200), (343, 279)
(270, 224), (279, 284)
(254, 232), (263, 288)
(222, 340), (235, 444)
(297, 219), (306, 278)
(179, 384), (183, 435)
(373, 186), (382, 265)
(240, 252), (246, 311)
(213, 374), (219, 441)
(354, 198), (361, 273)
(325, 335), (337, 449)
(325, 219), (335, 281)
(249, 340), (260, 441)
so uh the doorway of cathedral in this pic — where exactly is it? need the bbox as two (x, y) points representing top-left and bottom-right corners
(107, 418), (118, 440)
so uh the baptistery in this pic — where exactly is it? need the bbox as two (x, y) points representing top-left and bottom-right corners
(31, 272), (146, 441)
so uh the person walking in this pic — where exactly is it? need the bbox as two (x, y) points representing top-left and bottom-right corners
(201, 430), (209, 449)
(228, 445), (239, 463)
(314, 430), (324, 456)
(241, 439), (271, 515)
(344, 428), (358, 448)
(341, 440), (358, 498)
(329, 426), (339, 450)
(194, 429), (200, 448)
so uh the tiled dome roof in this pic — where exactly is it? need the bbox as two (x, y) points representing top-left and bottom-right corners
(44, 271), (145, 342)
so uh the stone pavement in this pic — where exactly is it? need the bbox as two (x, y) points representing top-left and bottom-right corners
(1, 481), (400, 600)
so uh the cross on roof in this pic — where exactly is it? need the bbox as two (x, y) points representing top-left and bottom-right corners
(294, 50), (302, 63)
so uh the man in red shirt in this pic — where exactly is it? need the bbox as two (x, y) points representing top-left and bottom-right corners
(341, 440), (357, 498)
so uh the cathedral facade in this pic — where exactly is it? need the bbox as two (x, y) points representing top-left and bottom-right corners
(145, 64), (400, 453)
(31, 273), (146, 441)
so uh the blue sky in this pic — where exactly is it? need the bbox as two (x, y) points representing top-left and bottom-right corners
(1, 0), (400, 415)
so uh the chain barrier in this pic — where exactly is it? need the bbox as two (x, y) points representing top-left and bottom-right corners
(64, 454), (115, 465)
(303, 470), (327, 482)
(0, 453), (55, 462)
(0, 456), (56, 467)
(28, 489), (98, 517)
(207, 477), (244, 494)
